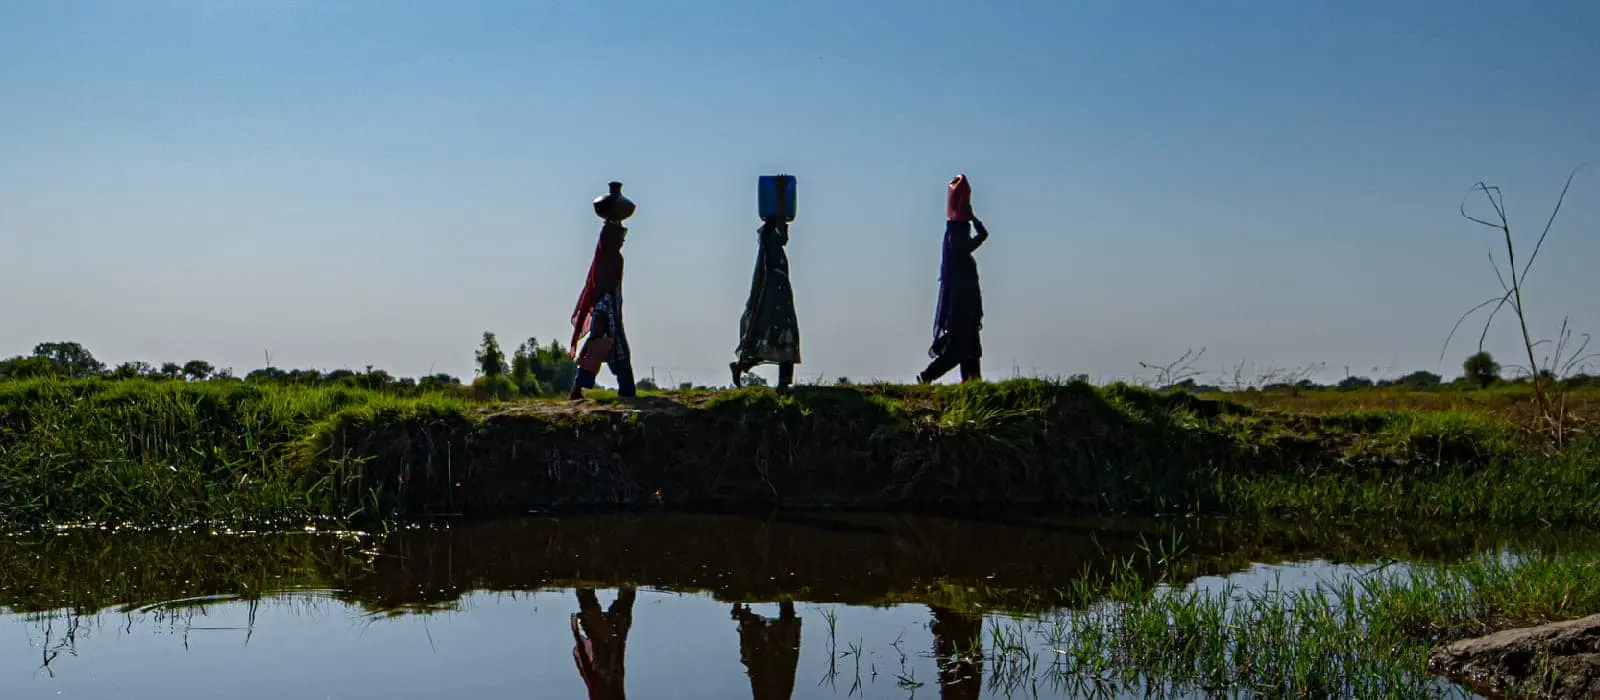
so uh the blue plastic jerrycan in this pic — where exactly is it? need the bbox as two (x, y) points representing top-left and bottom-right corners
(758, 174), (797, 222)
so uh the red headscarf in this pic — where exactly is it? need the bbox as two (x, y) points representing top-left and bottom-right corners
(568, 223), (626, 357)
(947, 173), (971, 222)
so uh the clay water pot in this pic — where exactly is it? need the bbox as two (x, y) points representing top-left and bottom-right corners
(592, 181), (636, 222)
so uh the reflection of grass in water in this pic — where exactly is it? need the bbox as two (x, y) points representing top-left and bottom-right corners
(10, 537), (1597, 697)
(17, 590), (346, 678)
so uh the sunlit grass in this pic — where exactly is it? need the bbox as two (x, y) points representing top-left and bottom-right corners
(1, 376), (1595, 529)
(978, 548), (1600, 697)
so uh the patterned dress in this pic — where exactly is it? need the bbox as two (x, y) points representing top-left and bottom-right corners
(735, 222), (801, 366)
(587, 290), (630, 368)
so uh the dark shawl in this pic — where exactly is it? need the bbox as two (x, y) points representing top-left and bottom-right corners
(569, 223), (626, 357)
(930, 219), (987, 358)
(931, 174), (986, 358)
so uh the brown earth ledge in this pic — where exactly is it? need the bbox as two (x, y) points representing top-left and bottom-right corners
(1428, 613), (1600, 699)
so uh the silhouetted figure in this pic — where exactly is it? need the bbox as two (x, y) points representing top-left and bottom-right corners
(918, 174), (989, 384)
(928, 606), (984, 700)
(731, 220), (801, 389)
(732, 602), (802, 700)
(571, 586), (636, 700)
(568, 219), (637, 399)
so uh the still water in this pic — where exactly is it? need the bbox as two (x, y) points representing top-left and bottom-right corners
(0, 512), (1587, 699)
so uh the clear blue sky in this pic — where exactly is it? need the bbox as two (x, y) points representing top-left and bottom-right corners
(1, 0), (1596, 387)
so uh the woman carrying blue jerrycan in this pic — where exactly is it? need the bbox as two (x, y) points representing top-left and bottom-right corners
(731, 174), (801, 389)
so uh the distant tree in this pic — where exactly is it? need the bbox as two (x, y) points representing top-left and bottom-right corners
(1068, 373), (1091, 385)
(109, 361), (154, 379)
(360, 369), (394, 390)
(741, 372), (769, 388)
(157, 362), (184, 379)
(1337, 375), (1375, 391)
(523, 336), (545, 380)
(533, 339), (578, 391)
(182, 360), (215, 381)
(0, 356), (60, 379)
(635, 377), (659, 392)
(476, 332), (508, 378)
(32, 341), (104, 377)
(419, 373), (462, 392)
(1461, 351), (1501, 389)
(510, 342), (542, 395)
(473, 374), (517, 400)
(835, 376), (851, 386)
(246, 368), (286, 383)
(1392, 370), (1443, 389)
(324, 369), (356, 383)
(678, 382), (695, 392)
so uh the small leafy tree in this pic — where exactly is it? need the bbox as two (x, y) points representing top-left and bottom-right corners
(158, 362), (184, 380)
(182, 360), (215, 381)
(110, 361), (153, 379)
(1337, 375), (1374, 391)
(0, 356), (60, 378)
(360, 369), (394, 390)
(32, 341), (104, 377)
(1462, 351), (1501, 389)
(534, 339), (578, 391)
(473, 375), (517, 400)
(510, 342), (544, 396)
(1393, 370), (1443, 389)
(475, 331), (508, 378)
(419, 373), (461, 392)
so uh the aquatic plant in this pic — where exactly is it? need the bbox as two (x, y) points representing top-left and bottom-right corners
(982, 547), (1600, 697)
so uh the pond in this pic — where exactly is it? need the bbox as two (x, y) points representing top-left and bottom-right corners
(1, 512), (1591, 699)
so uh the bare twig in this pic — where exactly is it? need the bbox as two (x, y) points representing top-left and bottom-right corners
(1441, 165), (1591, 445)
(1137, 347), (1207, 389)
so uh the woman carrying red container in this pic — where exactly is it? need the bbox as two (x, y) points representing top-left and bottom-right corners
(918, 173), (990, 384)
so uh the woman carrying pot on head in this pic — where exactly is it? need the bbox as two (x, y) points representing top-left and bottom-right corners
(918, 173), (990, 384)
(568, 182), (638, 400)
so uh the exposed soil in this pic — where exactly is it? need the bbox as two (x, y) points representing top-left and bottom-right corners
(1429, 613), (1600, 699)
(306, 383), (1511, 520)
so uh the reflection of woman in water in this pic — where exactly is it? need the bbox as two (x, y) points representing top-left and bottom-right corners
(571, 587), (636, 700)
(929, 606), (984, 700)
(731, 601), (802, 700)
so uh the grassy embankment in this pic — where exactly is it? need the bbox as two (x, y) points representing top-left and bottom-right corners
(0, 375), (1596, 529)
